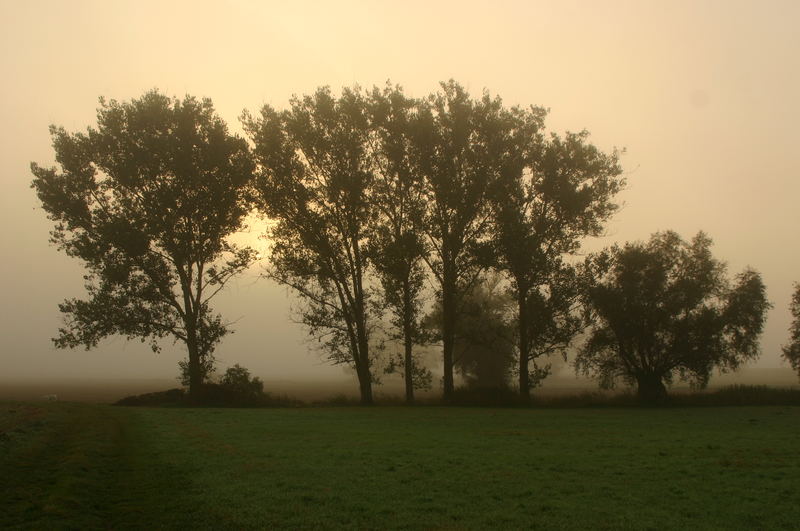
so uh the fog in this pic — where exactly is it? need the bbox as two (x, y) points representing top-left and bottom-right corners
(1, 0), (798, 395)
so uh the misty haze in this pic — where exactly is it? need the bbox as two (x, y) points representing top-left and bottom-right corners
(2, 1), (799, 529)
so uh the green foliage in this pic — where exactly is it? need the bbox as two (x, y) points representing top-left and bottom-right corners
(782, 283), (800, 378)
(577, 231), (772, 402)
(30, 91), (256, 395)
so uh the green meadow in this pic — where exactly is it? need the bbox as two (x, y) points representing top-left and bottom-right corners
(2, 403), (799, 530)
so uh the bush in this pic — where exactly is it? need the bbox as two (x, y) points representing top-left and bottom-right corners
(185, 365), (266, 407)
(220, 364), (264, 398)
(115, 388), (185, 406)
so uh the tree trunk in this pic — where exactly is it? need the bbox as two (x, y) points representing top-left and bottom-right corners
(636, 373), (667, 404)
(441, 283), (456, 400)
(355, 332), (374, 405)
(402, 278), (415, 403)
(517, 289), (530, 402)
(356, 363), (374, 405)
(403, 336), (414, 403)
(185, 329), (202, 402)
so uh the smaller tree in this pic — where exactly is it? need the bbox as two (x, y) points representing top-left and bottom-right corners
(425, 274), (516, 390)
(522, 262), (585, 389)
(782, 283), (800, 378)
(577, 231), (771, 402)
(220, 364), (265, 398)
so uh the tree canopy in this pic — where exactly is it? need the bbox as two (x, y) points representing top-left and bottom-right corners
(782, 283), (800, 379)
(32, 82), (778, 405)
(577, 231), (771, 402)
(31, 91), (256, 397)
(488, 126), (624, 398)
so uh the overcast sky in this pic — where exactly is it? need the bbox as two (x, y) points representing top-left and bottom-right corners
(1, 0), (798, 384)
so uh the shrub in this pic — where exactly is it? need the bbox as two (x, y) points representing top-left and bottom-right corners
(220, 364), (264, 398)
(115, 388), (185, 406)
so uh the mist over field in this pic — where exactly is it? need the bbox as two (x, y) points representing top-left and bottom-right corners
(2, 367), (797, 404)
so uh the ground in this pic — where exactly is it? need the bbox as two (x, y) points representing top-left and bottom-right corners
(2, 403), (798, 529)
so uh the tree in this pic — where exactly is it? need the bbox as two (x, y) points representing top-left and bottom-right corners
(489, 128), (624, 399)
(454, 275), (517, 389)
(519, 262), (586, 390)
(366, 84), (431, 402)
(423, 274), (516, 390)
(30, 91), (256, 399)
(220, 364), (265, 398)
(245, 87), (379, 405)
(577, 231), (771, 402)
(782, 283), (800, 378)
(410, 81), (527, 399)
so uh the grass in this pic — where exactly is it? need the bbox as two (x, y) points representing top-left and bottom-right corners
(2, 402), (799, 529)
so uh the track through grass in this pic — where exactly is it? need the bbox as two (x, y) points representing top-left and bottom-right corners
(2, 404), (799, 529)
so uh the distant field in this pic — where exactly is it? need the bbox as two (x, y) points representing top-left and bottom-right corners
(2, 403), (799, 529)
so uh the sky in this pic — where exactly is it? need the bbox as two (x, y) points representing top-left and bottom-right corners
(1, 0), (798, 385)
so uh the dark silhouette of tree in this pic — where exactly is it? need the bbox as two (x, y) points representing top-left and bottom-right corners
(489, 127), (624, 400)
(410, 81), (526, 400)
(245, 87), (379, 405)
(424, 274), (516, 389)
(366, 84), (431, 402)
(453, 275), (517, 389)
(782, 283), (800, 379)
(518, 263), (586, 390)
(30, 91), (256, 399)
(577, 231), (771, 403)
(220, 364), (264, 398)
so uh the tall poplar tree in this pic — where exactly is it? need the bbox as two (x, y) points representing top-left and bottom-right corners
(410, 81), (540, 399)
(246, 87), (378, 404)
(366, 84), (431, 402)
(489, 129), (624, 399)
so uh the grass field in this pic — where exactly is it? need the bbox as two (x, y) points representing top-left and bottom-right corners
(2, 403), (799, 529)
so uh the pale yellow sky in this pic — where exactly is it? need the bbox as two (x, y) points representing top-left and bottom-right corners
(1, 0), (798, 383)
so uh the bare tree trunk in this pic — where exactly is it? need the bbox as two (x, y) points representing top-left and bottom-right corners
(357, 365), (374, 405)
(636, 373), (667, 404)
(517, 289), (530, 402)
(355, 327), (374, 405)
(355, 356), (374, 405)
(442, 281), (456, 400)
(403, 336), (414, 403)
(402, 278), (415, 403)
(185, 325), (202, 402)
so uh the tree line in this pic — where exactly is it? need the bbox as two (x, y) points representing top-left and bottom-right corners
(31, 82), (789, 405)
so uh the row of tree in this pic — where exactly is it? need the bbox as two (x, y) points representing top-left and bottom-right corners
(31, 83), (782, 404)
